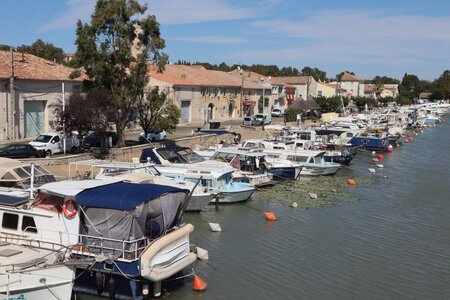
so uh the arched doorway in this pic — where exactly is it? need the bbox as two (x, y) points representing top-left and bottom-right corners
(208, 103), (214, 120)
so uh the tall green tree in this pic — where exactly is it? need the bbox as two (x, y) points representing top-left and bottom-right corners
(137, 87), (180, 140)
(431, 70), (450, 100)
(301, 67), (327, 82)
(73, 0), (167, 147)
(16, 39), (65, 63)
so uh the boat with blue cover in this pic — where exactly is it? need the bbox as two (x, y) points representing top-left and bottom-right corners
(36, 180), (197, 299)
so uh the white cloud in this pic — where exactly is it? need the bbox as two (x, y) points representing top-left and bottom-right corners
(146, 0), (255, 25)
(168, 36), (249, 44)
(38, 0), (96, 32)
(234, 10), (450, 78)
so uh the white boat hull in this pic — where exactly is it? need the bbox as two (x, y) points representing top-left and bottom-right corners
(186, 191), (216, 212)
(212, 188), (255, 203)
(300, 164), (341, 176)
(0, 264), (74, 300)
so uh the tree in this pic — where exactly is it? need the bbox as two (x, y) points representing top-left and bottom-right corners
(137, 87), (180, 139)
(52, 89), (115, 146)
(301, 67), (327, 82)
(431, 70), (450, 100)
(314, 96), (342, 113)
(258, 96), (269, 113)
(352, 96), (376, 110)
(0, 44), (11, 51)
(73, 0), (167, 147)
(16, 39), (65, 63)
(371, 76), (400, 85)
(285, 108), (305, 122)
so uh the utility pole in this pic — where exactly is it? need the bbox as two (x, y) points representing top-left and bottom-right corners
(9, 46), (15, 140)
(62, 82), (66, 155)
(239, 67), (244, 117)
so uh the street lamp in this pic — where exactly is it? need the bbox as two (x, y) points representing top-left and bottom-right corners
(238, 66), (244, 117)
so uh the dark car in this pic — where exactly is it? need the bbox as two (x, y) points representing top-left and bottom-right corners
(82, 131), (118, 149)
(0, 143), (41, 158)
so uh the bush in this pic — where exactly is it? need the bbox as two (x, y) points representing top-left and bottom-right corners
(285, 108), (306, 122)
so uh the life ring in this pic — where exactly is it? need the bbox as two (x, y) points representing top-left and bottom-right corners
(381, 139), (386, 147)
(62, 200), (78, 218)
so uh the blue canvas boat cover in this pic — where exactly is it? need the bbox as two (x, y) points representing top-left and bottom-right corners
(76, 182), (188, 211)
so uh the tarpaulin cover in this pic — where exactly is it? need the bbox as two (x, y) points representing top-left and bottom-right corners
(76, 182), (188, 211)
(76, 182), (190, 258)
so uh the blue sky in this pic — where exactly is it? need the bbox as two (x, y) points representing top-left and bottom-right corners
(1, 0), (449, 81)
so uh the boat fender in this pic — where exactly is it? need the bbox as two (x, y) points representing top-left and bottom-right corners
(108, 275), (115, 299)
(196, 247), (209, 261)
(404, 139), (409, 143)
(409, 137), (413, 141)
(377, 154), (384, 159)
(264, 212), (277, 221)
(62, 200), (78, 218)
(387, 147), (392, 153)
(347, 179), (356, 185)
(372, 158), (379, 163)
(193, 275), (207, 291)
(96, 272), (104, 295)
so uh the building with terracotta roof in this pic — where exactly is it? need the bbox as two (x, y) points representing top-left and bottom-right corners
(273, 76), (318, 101)
(0, 50), (87, 140)
(147, 64), (245, 123)
(340, 72), (365, 97)
(364, 84), (399, 99)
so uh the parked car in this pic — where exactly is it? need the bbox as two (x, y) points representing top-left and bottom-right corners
(243, 116), (257, 126)
(139, 130), (167, 143)
(29, 132), (78, 157)
(271, 108), (285, 117)
(0, 143), (41, 158)
(255, 113), (272, 125)
(82, 131), (118, 149)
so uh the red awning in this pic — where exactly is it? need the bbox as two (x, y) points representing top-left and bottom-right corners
(243, 100), (256, 105)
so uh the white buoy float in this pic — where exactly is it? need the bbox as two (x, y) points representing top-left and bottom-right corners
(209, 223), (222, 232)
(309, 192), (318, 199)
(196, 247), (209, 261)
(369, 168), (376, 173)
(377, 164), (384, 168)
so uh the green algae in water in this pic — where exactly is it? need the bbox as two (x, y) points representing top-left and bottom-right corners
(253, 176), (369, 209)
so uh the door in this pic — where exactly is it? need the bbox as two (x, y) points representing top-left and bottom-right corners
(24, 101), (45, 138)
(181, 101), (190, 123)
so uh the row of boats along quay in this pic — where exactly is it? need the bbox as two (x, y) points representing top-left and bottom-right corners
(0, 102), (448, 299)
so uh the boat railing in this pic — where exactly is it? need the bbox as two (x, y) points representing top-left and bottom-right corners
(1, 227), (150, 262)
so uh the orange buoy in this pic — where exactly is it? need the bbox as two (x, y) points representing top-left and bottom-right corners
(407, 133), (411, 137)
(401, 135), (405, 138)
(264, 212), (277, 221)
(193, 275), (207, 291)
(347, 179), (356, 185)
(372, 158), (379, 162)
(404, 139), (409, 143)
(377, 154), (384, 159)
(409, 137), (413, 141)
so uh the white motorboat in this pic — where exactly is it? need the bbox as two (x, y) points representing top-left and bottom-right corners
(155, 165), (255, 203)
(69, 160), (216, 212)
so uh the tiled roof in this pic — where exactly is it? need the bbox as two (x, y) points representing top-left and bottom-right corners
(341, 72), (364, 81)
(318, 82), (339, 89)
(273, 76), (310, 84)
(148, 68), (197, 86)
(210, 70), (265, 89)
(162, 65), (240, 87)
(0, 50), (87, 81)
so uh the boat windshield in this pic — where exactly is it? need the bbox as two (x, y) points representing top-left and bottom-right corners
(158, 148), (206, 163)
(178, 150), (205, 163)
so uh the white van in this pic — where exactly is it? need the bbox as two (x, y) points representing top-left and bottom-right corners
(255, 113), (272, 125)
(271, 108), (285, 117)
(29, 132), (79, 156)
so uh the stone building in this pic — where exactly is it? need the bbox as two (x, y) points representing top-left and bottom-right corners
(0, 50), (86, 140)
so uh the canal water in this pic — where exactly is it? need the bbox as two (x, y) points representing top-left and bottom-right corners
(81, 114), (450, 300)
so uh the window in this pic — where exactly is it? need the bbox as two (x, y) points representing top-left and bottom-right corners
(2, 213), (19, 230)
(222, 88), (226, 97)
(177, 87), (181, 98)
(318, 91), (322, 96)
(73, 85), (81, 93)
(52, 136), (60, 143)
(22, 216), (37, 233)
(18, 145), (27, 150)
(191, 88), (195, 99)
